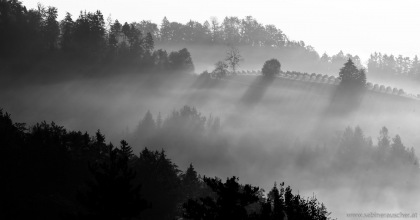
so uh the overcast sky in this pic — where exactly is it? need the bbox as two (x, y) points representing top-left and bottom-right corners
(23, 0), (420, 64)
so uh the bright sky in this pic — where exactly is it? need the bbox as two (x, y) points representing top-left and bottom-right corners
(23, 0), (420, 64)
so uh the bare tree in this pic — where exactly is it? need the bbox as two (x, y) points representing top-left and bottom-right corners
(225, 47), (242, 74)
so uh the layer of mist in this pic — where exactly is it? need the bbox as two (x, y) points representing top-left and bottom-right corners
(2, 72), (419, 219)
(2, 1), (420, 219)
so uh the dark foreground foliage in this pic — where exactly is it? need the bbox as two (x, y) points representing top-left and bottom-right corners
(183, 177), (331, 220)
(0, 109), (334, 219)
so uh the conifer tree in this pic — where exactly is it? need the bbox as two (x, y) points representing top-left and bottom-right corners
(338, 58), (366, 88)
(79, 142), (147, 220)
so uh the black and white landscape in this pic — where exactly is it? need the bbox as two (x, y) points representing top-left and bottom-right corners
(1, 0), (419, 219)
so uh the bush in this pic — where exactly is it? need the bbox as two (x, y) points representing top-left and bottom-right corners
(262, 59), (281, 77)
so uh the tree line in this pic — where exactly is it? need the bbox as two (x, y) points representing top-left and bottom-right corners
(3, 0), (420, 84)
(133, 105), (419, 188)
(1, 101), (418, 219)
(0, 108), (333, 219)
(295, 126), (419, 184)
(0, 0), (194, 75)
(138, 105), (419, 170)
(0, 0), (360, 78)
(149, 16), (366, 76)
(4, 0), (420, 83)
(367, 52), (420, 80)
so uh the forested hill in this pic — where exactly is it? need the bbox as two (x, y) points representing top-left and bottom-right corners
(0, 0), (361, 77)
(152, 17), (420, 83)
(0, 108), (334, 220)
(0, 0), (194, 81)
(2, 0), (420, 87)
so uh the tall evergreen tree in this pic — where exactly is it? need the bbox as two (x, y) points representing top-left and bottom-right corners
(160, 17), (171, 42)
(60, 12), (74, 51)
(338, 58), (366, 88)
(108, 19), (121, 48)
(43, 6), (59, 50)
(78, 143), (147, 220)
(267, 182), (285, 219)
(181, 163), (201, 200)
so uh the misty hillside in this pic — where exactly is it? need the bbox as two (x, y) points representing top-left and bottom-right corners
(1, 1), (420, 220)
(3, 1), (420, 95)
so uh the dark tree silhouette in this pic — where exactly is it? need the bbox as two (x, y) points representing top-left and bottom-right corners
(181, 163), (202, 201)
(6, 0), (409, 80)
(327, 58), (367, 114)
(183, 176), (260, 219)
(266, 182), (285, 219)
(43, 6), (60, 50)
(168, 48), (195, 73)
(2, 108), (418, 220)
(1, 0), (200, 77)
(338, 58), (366, 88)
(183, 176), (332, 220)
(78, 141), (147, 220)
(60, 12), (74, 51)
(133, 148), (183, 219)
(262, 58), (281, 77)
(72, 10), (106, 59)
(108, 19), (121, 55)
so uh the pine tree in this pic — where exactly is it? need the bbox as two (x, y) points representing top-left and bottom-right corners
(338, 58), (366, 88)
(93, 130), (107, 158)
(267, 182), (285, 219)
(139, 110), (156, 131)
(108, 19), (121, 48)
(43, 6), (59, 50)
(156, 112), (162, 129)
(121, 22), (130, 42)
(60, 12), (74, 51)
(78, 143), (147, 220)
(182, 163), (201, 200)
(160, 17), (171, 42)
(119, 140), (133, 159)
(378, 127), (390, 150)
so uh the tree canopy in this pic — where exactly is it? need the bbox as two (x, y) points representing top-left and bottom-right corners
(262, 58), (281, 77)
(0, 0), (195, 76)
